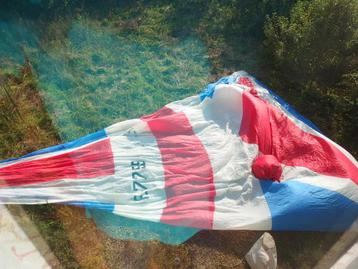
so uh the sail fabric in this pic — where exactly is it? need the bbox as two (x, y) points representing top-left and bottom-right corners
(0, 71), (357, 231)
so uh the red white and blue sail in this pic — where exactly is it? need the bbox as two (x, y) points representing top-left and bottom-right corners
(0, 71), (357, 231)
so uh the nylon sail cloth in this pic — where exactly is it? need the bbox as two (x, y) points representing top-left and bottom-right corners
(1, 71), (357, 231)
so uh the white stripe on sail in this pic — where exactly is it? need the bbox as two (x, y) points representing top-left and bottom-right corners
(167, 84), (272, 230)
(106, 119), (167, 223)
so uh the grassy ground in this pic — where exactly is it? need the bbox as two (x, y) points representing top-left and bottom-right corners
(0, 1), (346, 268)
(0, 62), (59, 158)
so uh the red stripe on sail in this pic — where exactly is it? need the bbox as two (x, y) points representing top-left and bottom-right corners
(238, 78), (358, 184)
(0, 138), (115, 187)
(142, 107), (216, 229)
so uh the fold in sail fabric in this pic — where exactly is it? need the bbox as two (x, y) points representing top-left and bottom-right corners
(1, 71), (357, 231)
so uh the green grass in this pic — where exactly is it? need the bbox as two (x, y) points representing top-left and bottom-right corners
(0, 63), (60, 158)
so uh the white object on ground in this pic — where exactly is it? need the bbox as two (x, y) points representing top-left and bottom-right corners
(245, 232), (277, 269)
